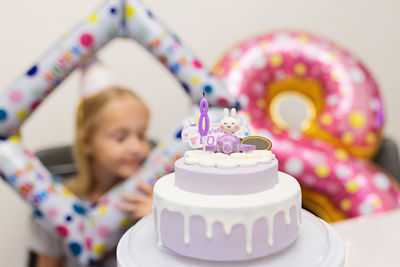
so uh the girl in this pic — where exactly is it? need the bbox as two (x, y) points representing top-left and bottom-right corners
(28, 59), (154, 267)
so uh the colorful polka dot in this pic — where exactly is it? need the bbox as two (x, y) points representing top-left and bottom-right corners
(97, 225), (110, 238)
(93, 243), (105, 255)
(275, 33), (291, 42)
(147, 10), (154, 18)
(17, 110), (28, 120)
(320, 113), (333, 126)
(170, 63), (180, 73)
(193, 59), (203, 69)
(370, 98), (380, 111)
(217, 98), (229, 106)
(87, 13), (98, 23)
(230, 60), (240, 69)
(126, 5), (135, 18)
(326, 94), (339, 106)
(27, 65), (38, 77)
(33, 209), (43, 218)
(328, 53), (338, 62)
(65, 215), (73, 222)
(110, 7), (118, 15)
(0, 109), (7, 121)
(334, 149), (348, 161)
(253, 57), (267, 69)
(80, 33), (94, 47)
(259, 40), (268, 50)
(119, 217), (130, 228)
(179, 57), (187, 65)
(284, 157), (304, 176)
(373, 173), (390, 190)
(90, 218), (96, 228)
(203, 85), (213, 94)
(56, 225), (69, 238)
(99, 204), (107, 215)
(85, 237), (92, 250)
(340, 198), (352, 211)
(342, 132), (354, 144)
(192, 76), (200, 84)
(69, 242), (82, 256)
(345, 180), (359, 193)
(358, 203), (373, 215)
(9, 135), (20, 143)
(73, 204), (87, 215)
(78, 222), (84, 233)
(294, 63), (307, 76)
(270, 54), (283, 67)
(366, 132), (376, 145)
(298, 34), (309, 42)
(62, 188), (73, 197)
(349, 111), (366, 128)
(9, 91), (22, 103)
(350, 67), (365, 83)
(367, 195), (382, 208)
(315, 164), (330, 178)
(331, 71), (340, 81)
(288, 130), (302, 140)
(47, 208), (58, 218)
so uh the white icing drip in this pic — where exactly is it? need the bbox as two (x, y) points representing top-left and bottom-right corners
(154, 172), (301, 254)
(183, 213), (190, 244)
(297, 195), (303, 225)
(284, 207), (291, 224)
(156, 206), (162, 246)
(267, 213), (275, 246)
(184, 150), (275, 169)
(205, 218), (213, 239)
(224, 223), (233, 235)
(245, 223), (253, 253)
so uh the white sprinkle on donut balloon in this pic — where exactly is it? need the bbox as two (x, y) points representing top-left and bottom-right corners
(213, 31), (400, 221)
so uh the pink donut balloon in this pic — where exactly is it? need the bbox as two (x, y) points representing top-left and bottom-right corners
(213, 31), (400, 221)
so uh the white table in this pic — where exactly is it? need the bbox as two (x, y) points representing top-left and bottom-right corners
(332, 209), (400, 267)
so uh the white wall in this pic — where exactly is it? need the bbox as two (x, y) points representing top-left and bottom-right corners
(0, 0), (399, 266)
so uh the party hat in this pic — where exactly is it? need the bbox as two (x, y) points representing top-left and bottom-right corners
(80, 57), (116, 98)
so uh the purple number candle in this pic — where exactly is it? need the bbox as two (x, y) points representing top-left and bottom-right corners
(198, 96), (210, 138)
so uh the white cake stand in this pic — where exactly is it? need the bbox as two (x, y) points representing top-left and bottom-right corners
(117, 210), (345, 267)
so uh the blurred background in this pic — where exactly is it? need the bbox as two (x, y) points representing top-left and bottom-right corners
(0, 0), (399, 266)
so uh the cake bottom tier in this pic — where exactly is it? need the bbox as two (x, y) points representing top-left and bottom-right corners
(153, 172), (302, 261)
(117, 211), (345, 267)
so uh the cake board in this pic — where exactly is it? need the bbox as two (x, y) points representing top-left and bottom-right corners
(117, 210), (345, 267)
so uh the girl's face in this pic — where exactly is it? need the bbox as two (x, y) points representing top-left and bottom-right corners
(86, 96), (150, 180)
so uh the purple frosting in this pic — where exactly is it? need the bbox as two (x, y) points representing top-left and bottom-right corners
(174, 158), (279, 195)
(155, 206), (299, 261)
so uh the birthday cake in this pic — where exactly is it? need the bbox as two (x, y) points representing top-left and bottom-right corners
(152, 105), (302, 261)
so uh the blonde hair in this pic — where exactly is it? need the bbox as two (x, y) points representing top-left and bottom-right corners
(65, 87), (149, 198)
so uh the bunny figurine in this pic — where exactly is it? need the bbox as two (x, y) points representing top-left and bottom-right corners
(220, 108), (240, 134)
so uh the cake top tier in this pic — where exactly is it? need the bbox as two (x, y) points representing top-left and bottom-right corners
(184, 149), (275, 169)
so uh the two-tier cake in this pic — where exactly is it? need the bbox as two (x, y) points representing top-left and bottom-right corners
(153, 149), (302, 261)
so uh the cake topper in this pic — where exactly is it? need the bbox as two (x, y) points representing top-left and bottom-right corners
(241, 136), (272, 150)
(220, 108), (239, 134)
(182, 97), (271, 154)
(198, 93), (210, 150)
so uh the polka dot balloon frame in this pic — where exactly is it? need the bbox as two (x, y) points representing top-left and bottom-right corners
(0, 0), (236, 265)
